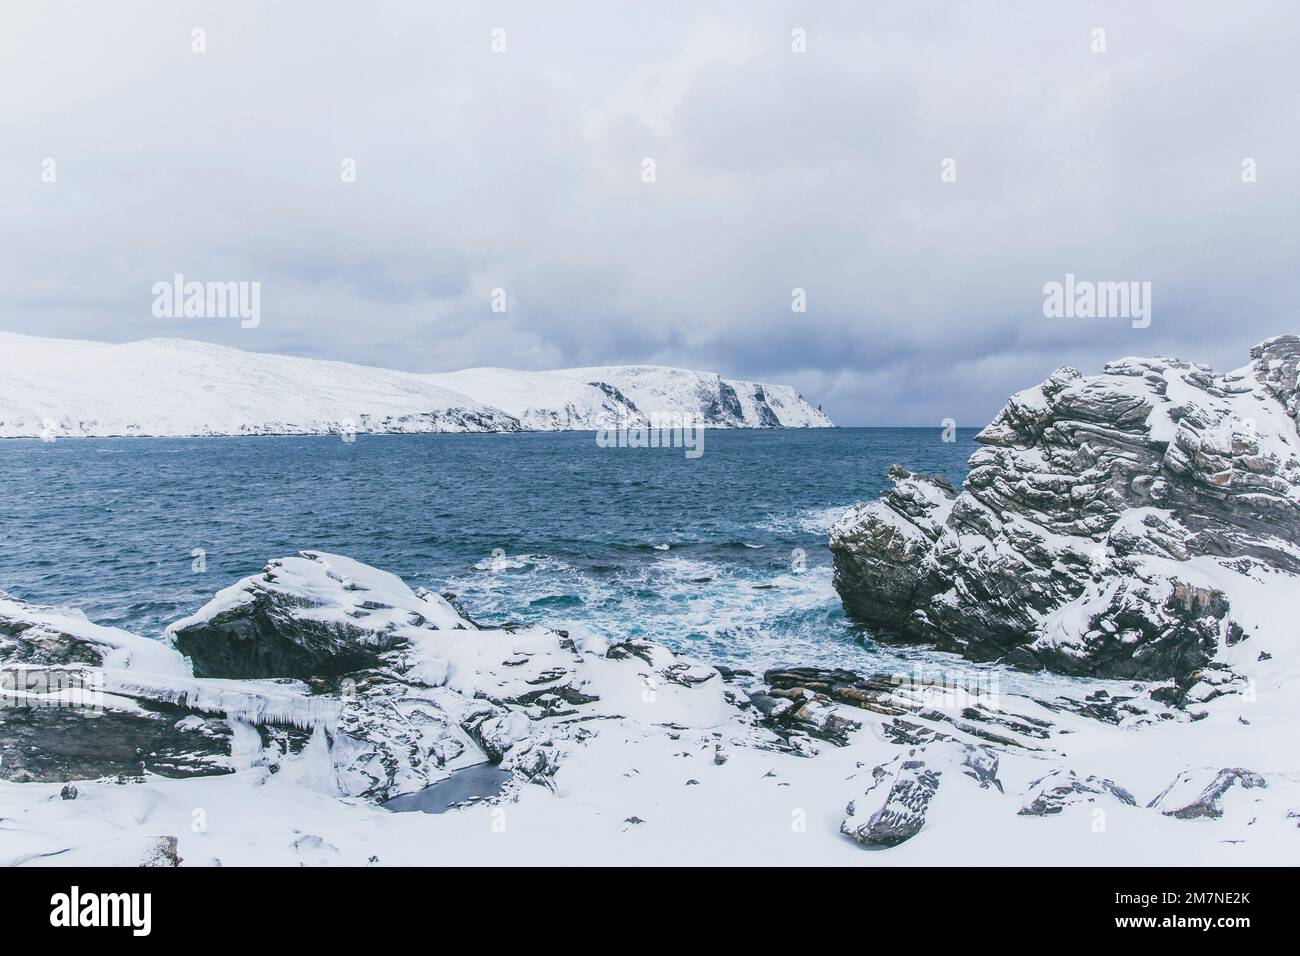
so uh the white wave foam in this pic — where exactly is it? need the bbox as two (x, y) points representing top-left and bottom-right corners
(757, 505), (851, 536)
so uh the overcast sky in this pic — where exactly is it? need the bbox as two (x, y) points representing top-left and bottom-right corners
(2, 1), (1298, 425)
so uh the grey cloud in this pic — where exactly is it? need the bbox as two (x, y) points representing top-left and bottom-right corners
(1, 0), (1297, 425)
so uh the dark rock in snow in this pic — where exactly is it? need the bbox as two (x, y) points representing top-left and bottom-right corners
(841, 742), (1005, 849)
(170, 562), (407, 679)
(0, 598), (237, 782)
(1019, 769), (1136, 816)
(1148, 767), (1267, 819)
(841, 753), (942, 848)
(0, 706), (234, 783)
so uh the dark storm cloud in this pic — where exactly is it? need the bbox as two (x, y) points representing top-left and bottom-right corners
(1, 0), (1297, 424)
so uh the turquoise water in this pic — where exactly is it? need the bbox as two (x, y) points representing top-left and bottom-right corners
(0, 428), (977, 673)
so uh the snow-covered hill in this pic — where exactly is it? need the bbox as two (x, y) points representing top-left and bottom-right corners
(0, 332), (833, 438)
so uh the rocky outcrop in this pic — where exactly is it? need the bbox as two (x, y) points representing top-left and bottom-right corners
(0, 593), (239, 782)
(3, 552), (730, 802)
(831, 336), (1300, 682)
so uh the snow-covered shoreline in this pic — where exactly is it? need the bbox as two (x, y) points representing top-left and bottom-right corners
(3, 549), (1295, 866)
(0, 332), (833, 439)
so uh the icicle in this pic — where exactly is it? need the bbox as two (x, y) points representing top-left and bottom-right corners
(102, 672), (343, 733)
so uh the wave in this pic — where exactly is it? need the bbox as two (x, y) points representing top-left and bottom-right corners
(442, 545), (881, 673)
(757, 504), (851, 537)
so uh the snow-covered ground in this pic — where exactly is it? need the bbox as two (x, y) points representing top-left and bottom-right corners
(2, 551), (1295, 866)
(0, 332), (832, 438)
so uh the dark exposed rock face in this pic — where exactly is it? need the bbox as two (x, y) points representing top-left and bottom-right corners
(831, 336), (1300, 681)
(712, 381), (746, 423)
(749, 386), (784, 428)
(0, 707), (234, 783)
(0, 597), (237, 782)
(170, 575), (406, 680)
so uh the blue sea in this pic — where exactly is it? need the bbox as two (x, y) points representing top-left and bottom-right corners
(0, 429), (978, 675)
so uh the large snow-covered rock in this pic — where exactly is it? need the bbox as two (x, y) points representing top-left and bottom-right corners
(831, 335), (1300, 682)
(0, 332), (832, 437)
(166, 552), (474, 680)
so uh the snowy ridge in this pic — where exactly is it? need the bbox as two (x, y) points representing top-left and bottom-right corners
(0, 332), (832, 438)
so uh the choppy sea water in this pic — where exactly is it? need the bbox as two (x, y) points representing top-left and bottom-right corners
(1, 428), (991, 678)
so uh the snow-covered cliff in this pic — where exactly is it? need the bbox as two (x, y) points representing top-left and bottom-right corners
(830, 334), (1300, 686)
(0, 332), (833, 438)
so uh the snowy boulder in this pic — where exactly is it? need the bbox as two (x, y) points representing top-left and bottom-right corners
(1018, 769), (1137, 816)
(140, 835), (183, 867)
(160, 553), (553, 798)
(842, 754), (942, 848)
(841, 743), (1002, 849)
(831, 335), (1300, 683)
(1147, 767), (1267, 819)
(166, 551), (473, 680)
